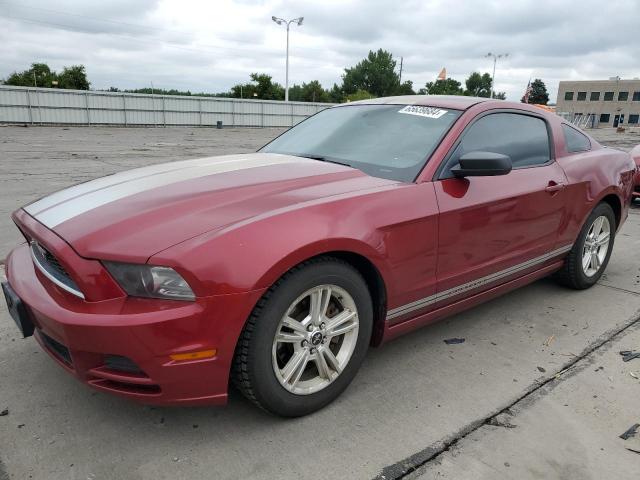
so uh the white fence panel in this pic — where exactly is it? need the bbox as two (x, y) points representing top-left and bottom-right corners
(90, 109), (126, 124)
(0, 105), (29, 123)
(0, 85), (333, 127)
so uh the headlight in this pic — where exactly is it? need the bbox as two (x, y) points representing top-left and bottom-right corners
(104, 262), (195, 301)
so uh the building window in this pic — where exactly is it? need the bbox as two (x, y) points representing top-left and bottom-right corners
(564, 91), (574, 101)
(629, 114), (639, 124)
(600, 113), (610, 123)
(618, 91), (629, 101)
(577, 92), (587, 101)
(590, 92), (600, 101)
(604, 92), (614, 101)
(633, 92), (640, 101)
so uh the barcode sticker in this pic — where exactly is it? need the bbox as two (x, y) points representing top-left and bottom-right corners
(398, 105), (448, 119)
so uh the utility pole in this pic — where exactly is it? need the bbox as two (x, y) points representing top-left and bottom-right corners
(272, 16), (304, 102)
(33, 71), (37, 87)
(485, 52), (509, 98)
(398, 56), (403, 85)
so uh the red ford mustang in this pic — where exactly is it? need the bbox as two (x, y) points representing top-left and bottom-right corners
(2, 96), (637, 416)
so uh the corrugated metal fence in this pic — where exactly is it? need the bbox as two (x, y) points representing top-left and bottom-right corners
(0, 85), (333, 127)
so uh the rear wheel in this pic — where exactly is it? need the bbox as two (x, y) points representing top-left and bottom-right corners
(232, 258), (373, 417)
(555, 202), (615, 289)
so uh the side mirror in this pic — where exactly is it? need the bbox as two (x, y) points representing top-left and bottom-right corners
(451, 151), (512, 178)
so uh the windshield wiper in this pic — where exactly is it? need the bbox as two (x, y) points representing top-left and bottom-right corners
(293, 153), (352, 168)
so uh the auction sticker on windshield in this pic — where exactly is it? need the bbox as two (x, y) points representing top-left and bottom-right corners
(398, 105), (448, 119)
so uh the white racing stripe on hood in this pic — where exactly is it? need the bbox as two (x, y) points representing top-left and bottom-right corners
(27, 155), (252, 215)
(25, 154), (302, 228)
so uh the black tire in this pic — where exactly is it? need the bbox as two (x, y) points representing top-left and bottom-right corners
(231, 257), (373, 417)
(555, 202), (616, 290)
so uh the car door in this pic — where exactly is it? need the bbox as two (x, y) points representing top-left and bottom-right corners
(433, 110), (570, 306)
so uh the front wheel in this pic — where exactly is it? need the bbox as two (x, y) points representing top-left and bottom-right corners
(555, 202), (615, 289)
(232, 258), (373, 417)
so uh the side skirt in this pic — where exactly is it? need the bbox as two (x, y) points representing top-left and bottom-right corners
(381, 261), (564, 344)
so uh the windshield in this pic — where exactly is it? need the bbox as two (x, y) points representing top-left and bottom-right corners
(261, 104), (462, 182)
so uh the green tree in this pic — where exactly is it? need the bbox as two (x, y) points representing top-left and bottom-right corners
(342, 49), (400, 97)
(397, 80), (416, 95)
(419, 78), (464, 95)
(57, 65), (90, 90)
(494, 91), (507, 100)
(127, 87), (192, 95)
(346, 90), (376, 102)
(252, 73), (285, 100)
(300, 80), (329, 103)
(464, 72), (492, 97)
(2, 63), (57, 88)
(231, 73), (284, 100)
(522, 78), (549, 104)
(329, 83), (344, 103)
(287, 84), (303, 101)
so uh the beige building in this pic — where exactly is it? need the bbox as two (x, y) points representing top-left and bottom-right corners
(555, 78), (640, 128)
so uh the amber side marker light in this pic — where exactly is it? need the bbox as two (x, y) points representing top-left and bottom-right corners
(170, 349), (217, 361)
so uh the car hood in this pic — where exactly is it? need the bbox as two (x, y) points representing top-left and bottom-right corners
(24, 153), (397, 262)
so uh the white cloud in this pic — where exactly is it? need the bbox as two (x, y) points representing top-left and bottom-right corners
(0, 0), (639, 101)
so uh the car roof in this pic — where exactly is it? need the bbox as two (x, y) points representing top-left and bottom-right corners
(337, 95), (510, 111)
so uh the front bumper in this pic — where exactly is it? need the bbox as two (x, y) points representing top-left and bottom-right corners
(5, 243), (264, 406)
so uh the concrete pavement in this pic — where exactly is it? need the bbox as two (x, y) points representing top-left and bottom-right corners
(410, 305), (640, 480)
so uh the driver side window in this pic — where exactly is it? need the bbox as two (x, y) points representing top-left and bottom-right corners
(441, 113), (552, 179)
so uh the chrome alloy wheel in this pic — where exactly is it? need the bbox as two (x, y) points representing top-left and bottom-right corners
(272, 285), (359, 395)
(582, 215), (611, 277)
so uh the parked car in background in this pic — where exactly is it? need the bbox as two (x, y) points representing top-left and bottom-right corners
(2, 96), (637, 416)
(631, 145), (640, 200)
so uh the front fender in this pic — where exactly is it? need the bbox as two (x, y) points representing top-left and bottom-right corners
(252, 236), (392, 293)
(149, 183), (439, 310)
(150, 201), (395, 296)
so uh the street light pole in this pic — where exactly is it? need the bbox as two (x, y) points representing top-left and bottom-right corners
(285, 21), (290, 101)
(485, 52), (509, 98)
(272, 15), (304, 102)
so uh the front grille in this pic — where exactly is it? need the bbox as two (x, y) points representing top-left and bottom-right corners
(43, 248), (67, 276)
(40, 332), (72, 366)
(30, 241), (84, 299)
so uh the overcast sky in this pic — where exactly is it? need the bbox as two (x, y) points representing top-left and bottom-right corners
(1, 0), (639, 102)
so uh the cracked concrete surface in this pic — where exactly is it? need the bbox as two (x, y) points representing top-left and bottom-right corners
(0, 126), (639, 480)
(408, 314), (640, 480)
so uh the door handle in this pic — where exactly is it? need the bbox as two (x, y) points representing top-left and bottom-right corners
(545, 182), (566, 193)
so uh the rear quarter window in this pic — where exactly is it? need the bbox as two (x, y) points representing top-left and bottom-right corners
(562, 124), (591, 153)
